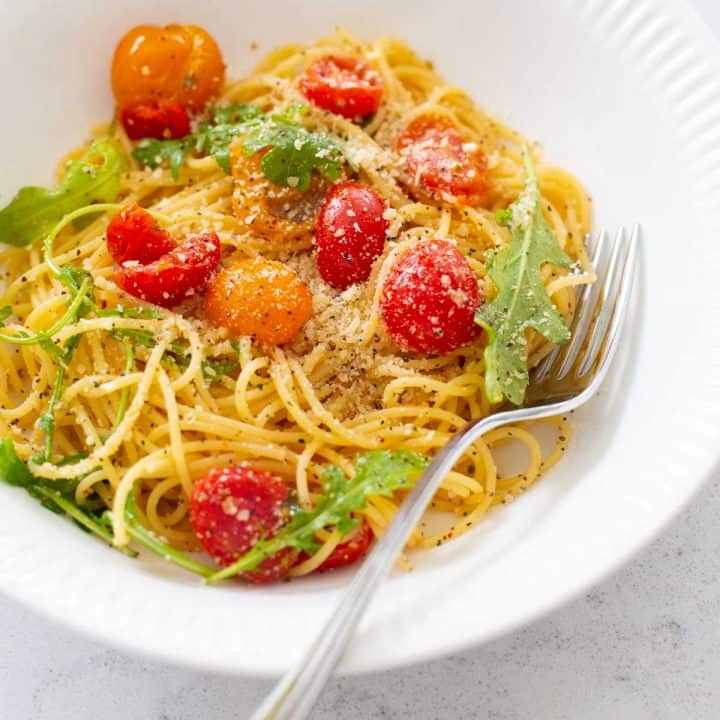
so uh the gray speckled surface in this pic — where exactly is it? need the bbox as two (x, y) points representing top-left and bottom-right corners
(3, 2), (720, 718)
(2, 468), (720, 720)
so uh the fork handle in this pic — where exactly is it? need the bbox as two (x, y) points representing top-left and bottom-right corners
(250, 412), (514, 720)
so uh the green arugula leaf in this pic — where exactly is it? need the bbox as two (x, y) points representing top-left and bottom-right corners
(123, 493), (215, 576)
(0, 306), (12, 325)
(111, 339), (134, 433)
(0, 439), (135, 555)
(494, 208), (513, 227)
(202, 356), (240, 382)
(242, 117), (344, 191)
(0, 138), (127, 247)
(132, 137), (194, 181)
(110, 325), (237, 382)
(58, 265), (93, 293)
(132, 104), (265, 180)
(211, 103), (264, 125)
(96, 305), (162, 320)
(193, 123), (252, 174)
(132, 102), (345, 188)
(0, 438), (33, 487)
(35, 334), (82, 463)
(207, 450), (429, 583)
(475, 147), (573, 405)
(109, 327), (157, 349)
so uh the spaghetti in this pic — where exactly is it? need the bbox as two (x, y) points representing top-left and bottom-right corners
(0, 28), (593, 580)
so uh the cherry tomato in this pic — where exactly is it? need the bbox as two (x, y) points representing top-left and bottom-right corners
(111, 24), (225, 114)
(114, 232), (221, 308)
(190, 465), (296, 583)
(396, 116), (489, 205)
(380, 239), (482, 354)
(119, 101), (191, 140)
(106, 204), (176, 265)
(299, 55), (384, 119)
(297, 522), (374, 573)
(314, 181), (388, 290)
(232, 148), (331, 247)
(204, 257), (313, 345)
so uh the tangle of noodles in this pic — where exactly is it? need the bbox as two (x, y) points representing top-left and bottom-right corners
(0, 30), (593, 576)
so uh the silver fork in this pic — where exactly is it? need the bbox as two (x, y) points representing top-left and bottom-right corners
(251, 225), (640, 720)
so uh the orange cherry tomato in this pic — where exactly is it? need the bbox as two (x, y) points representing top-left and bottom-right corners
(204, 257), (313, 345)
(231, 147), (332, 247)
(111, 24), (225, 114)
(396, 115), (489, 205)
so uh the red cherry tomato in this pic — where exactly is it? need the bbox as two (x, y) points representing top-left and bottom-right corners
(396, 116), (489, 205)
(119, 101), (191, 140)
(314, 181), (388, 289)
(190, 465), (296, 584)
(106, 204), (176, 265)
(315, 522), (374, 572)
(380, 239), (482, 354)
(299, 55), (384, 119)
(114, 232), (221, 308)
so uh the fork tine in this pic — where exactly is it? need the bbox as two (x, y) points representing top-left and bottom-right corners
(550, 228), (613, 381)
(555, 228), (624, 380)
(533, 230), (608, 382)
(576, 225), (639, 377)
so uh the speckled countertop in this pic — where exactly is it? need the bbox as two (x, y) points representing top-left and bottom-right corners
(3, 2), (720, 718)
(3, 468), (720, 720)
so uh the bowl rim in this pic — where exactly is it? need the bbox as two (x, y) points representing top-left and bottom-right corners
(1, 0), (720, 677)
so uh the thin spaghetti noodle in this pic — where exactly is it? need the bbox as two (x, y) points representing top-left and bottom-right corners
(0, 30), (592, 574)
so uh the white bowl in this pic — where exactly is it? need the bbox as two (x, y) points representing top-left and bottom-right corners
(2, 0), (720, 676)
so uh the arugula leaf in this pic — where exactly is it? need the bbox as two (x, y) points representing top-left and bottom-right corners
(132, 104), (265, 180)
(0, 275), (92, 349)
(211, 103), (264, 125)
(96, 305), (162, 320)
(122, 493), (215, 577)
(207, 450), (429, 583)
(109, 327), (157, 349)
(193, 123), (253, 174)
(35, 333), (82, 463)
(110, 326), (238, 382)
(475, 147), (573, 405)
(0, 439), (135, 555)
(132, 102), (345, 188)
(132, 137), (194, 181)
(0, 138), (127, 247)
(202, 356), (240, 382)
(242, 117), (344, 191)
(0, 438), (33, 487)
(111, 339), (134, 433)
(0, 306), (11, 325)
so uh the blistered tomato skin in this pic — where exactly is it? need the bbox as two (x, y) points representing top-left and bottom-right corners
(380, 239), (483, 354)
(231, 148), (332, 246)
(114, 232), (221, 308)
(315, 181), (388, 289)
(204, 257), (313, 345)
(396, 116), (489, 205)
(190, 465), (296, 584)
(299, 55), (384, 119)
(106, 204), (176, 265)
(119, 101), (191, 140)
(111, 24), (225, 114)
